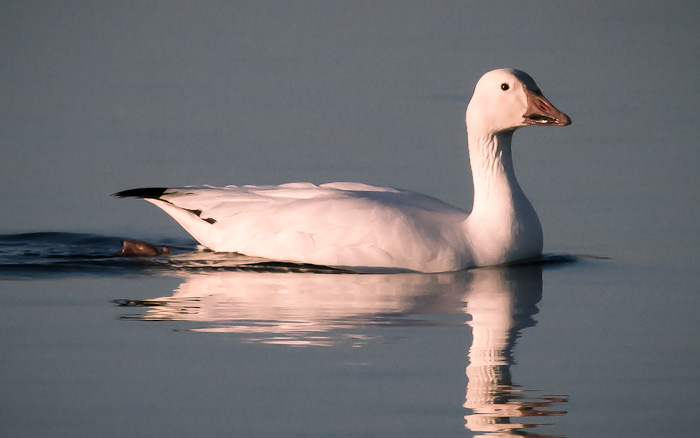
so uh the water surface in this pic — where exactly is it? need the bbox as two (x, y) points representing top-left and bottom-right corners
(2, 233), (698, 437)
(1, 232), (576, 437)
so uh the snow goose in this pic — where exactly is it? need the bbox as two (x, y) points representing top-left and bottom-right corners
(114, 69), (571, 273)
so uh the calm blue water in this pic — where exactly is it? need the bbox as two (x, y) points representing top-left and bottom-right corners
(1, 232), (579, 436)
(2, 233), (698, 437)
(2, 1), (700, 437)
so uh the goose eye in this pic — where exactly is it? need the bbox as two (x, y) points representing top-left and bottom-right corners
(501, 83), (509, 91)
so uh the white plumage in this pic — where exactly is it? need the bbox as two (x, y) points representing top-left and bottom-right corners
(115, 69), (571, 273)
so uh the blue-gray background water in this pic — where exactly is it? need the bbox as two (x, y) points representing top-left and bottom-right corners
(2, 1), (699, 437)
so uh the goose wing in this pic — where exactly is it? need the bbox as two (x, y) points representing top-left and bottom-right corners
(115, 183), (470, 271)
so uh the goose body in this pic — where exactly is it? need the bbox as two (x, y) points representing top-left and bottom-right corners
(115, 69), (570, 273)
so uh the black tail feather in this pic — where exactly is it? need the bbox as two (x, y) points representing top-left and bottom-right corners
(112, 187), (216, 224)
(112, 187), (170, 199)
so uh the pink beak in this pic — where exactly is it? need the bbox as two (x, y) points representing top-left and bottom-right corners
(523, 88), (572, 127)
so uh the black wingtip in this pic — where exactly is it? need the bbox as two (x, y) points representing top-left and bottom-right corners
(112, 187), (170, 199)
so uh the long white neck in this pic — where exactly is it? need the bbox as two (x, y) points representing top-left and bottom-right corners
(464, 130), (542, 265)
(469, 131), (522, 212)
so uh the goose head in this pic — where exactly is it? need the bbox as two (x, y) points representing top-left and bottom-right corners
(466, 69), (571, 135)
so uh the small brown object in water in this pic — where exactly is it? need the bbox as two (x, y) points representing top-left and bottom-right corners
(117, 240), (172, 257)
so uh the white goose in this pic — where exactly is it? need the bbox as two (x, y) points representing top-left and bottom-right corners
(115, 69), (570, 273)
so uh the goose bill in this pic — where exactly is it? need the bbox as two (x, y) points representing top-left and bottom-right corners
(523, 89), (571, 126)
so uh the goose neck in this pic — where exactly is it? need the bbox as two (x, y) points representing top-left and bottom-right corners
(468, 130), (522, 211)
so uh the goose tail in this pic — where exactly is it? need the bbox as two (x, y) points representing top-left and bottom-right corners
(112, 187), (170, 200)
(113, 187), (217, 249)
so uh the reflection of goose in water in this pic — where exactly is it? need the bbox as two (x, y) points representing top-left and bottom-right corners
(119, 269), (469, 345)
(463, 267), (567, 437)
(117, 262), (568, 435)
